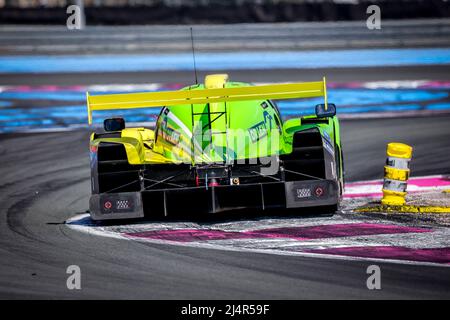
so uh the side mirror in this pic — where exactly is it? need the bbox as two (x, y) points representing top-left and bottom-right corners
(104, 118), (125, 132)
(315, 103), (336, 118)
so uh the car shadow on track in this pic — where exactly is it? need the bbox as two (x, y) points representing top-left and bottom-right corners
(67, 206), (337, 228)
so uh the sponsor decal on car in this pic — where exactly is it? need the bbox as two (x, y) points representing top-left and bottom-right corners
(160, 117), (181, 146)
(248, 111), (273, 142)
(248, 121), (268, 143)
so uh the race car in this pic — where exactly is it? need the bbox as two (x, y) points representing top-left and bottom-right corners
(86, 74), (344, 220)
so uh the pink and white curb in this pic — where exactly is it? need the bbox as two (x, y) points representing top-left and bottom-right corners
(66, 213), (450, 266)
(66, 173), (450, 267)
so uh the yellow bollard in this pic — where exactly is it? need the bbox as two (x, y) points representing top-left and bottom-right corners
(381, 143), (413, 206)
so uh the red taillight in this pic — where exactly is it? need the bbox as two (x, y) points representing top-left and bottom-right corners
(104, 201), (112, 209)
(315, 186), (324, 197)
(90, 145), (98, 153)
(208, 179), (219, 187)
(195, 175), (200, 187)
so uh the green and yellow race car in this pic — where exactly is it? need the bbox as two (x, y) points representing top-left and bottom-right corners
(86, 74), (344, 220)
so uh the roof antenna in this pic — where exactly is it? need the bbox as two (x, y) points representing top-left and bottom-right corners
(190, 27), (199, 85)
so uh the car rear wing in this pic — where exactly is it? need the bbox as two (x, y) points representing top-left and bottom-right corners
(86, 77), (328, 124)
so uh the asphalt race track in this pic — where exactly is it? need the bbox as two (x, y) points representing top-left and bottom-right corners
(0, 65), (449, 299)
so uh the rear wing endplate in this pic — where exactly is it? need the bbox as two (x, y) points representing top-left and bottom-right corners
(87, 77), (328, 124)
